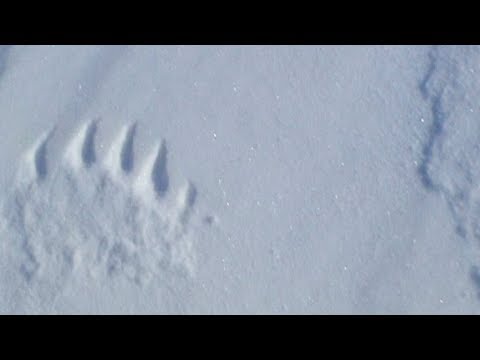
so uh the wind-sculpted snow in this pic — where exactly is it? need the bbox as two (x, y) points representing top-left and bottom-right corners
(0, 120), (205, 312)
(419, 45), (480, 292)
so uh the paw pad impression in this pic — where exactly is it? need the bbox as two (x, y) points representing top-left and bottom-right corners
(1, 119), (203, 290)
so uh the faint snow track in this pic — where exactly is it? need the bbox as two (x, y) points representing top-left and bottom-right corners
(418, 45), (480, 294)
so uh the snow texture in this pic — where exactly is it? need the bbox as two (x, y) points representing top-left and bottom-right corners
(1, 45), (480, 313)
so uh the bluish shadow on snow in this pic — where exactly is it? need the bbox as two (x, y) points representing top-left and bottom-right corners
(120, 123), (136, 173)
(417, 97), (446, 192)
(34, 136), (49, 180)
(81, 120), (98, 167)
(418, 46), (439, 97)
(417, 46), (445, 193)
(470, 266), (480, 297)
(151, 141), (169, 196)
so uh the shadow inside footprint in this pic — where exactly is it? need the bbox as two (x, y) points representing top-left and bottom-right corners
(82, 121), (98, 167)
(185, 183), (197, 208)
(34, 139), (48, 180)
(151, 141), (169, 196)
(120, 123), (136, 173)
(470, 266), (480, 298)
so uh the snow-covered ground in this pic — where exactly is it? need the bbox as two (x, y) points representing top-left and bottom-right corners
(0, 45), (479, 314)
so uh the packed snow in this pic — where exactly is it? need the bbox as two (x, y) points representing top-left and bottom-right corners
(0, 45), (479, 314)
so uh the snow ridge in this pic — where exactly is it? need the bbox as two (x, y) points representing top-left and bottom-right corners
(418, 45), (480, 293)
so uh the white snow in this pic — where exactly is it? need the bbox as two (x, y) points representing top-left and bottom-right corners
(0, 45), (480, 313)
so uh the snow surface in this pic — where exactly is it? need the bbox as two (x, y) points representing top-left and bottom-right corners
(0, 45), (480, 314)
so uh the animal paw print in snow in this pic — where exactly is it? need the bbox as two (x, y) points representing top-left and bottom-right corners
(2, 119), (200, 287)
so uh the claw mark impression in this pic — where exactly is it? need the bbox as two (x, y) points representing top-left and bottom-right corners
(0, 120), (207, 295)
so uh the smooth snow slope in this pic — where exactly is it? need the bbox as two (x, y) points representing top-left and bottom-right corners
(0, 45), (479, 314)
